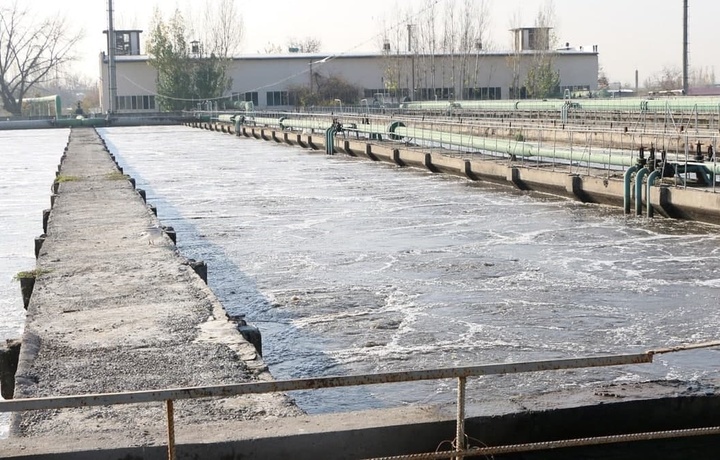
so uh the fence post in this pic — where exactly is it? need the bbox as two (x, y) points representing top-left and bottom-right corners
(166, 399), (176, 460)
(455, 376), (466, 459)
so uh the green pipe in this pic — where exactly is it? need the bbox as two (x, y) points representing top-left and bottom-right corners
(247, 117), (282, 128)
(220, 115), (720, 176)
(393, 126), (638, 168)
(281, 118), (333, 131)
(635, 167), (649, 216)
(646, 170), (662, 218)
(22, 95), (62, 117)
(624, 165), (639, 214)
(325, 127), (336, 155)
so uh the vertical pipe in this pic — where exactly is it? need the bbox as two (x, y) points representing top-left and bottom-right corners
(635, 167), (649, 216)
(455, 376), (466, 459)
(647, 170), (661, 217)
(166, 400), (176, 460)
(624, 165), (639, 214)
(107, 0), (117, 113)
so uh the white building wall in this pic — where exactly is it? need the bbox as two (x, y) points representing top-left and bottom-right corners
(100, 51), (599, 112)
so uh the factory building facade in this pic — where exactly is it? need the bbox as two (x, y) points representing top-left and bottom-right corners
(98, 29), (599, 113)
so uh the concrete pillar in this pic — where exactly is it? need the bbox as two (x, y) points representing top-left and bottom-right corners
(365, 144), (378, 161)
(0, 339), (21, 399)
(162, 226), (176, 244)
(35, 234), (46, 258)
(392, 149), (404, 166)
(463, 160), (479, 181)
(507, 167), (521, 188)
(188, 259), (208, 284)
(565, 174), (583, 198)
(137, 188), (146, 203)
(42, 209), (51, 234)
(236, 324), (262, 356)
(19, 276), (35, 309)
(423, 153), (437, 172)
(148, 204), (158, 216)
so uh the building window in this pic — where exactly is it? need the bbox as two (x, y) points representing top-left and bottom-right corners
(245, 92), (259, 105)
(465, 87), (502, 100)
(509, 86), (527, 99)
(114, 95), (155, 111)
(266, 91), (288, 106)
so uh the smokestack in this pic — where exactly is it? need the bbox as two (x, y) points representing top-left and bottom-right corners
(683, 0), (689, 95)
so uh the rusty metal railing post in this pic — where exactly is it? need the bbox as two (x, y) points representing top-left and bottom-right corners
(455, 376), (466, 459)
(166, 399), (176, 460)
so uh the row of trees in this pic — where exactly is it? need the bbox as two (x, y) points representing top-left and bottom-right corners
(377, 0), (561, 102)
(7, 0), (720, 115)
(644, 66), (716, 93)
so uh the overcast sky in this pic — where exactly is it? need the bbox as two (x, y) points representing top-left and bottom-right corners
(15, 0), (719, 86)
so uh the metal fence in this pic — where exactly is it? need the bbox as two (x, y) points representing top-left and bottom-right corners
(3, 343), (719, 459)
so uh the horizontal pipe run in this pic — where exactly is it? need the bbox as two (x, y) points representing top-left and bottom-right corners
(0, 353), (652, 413)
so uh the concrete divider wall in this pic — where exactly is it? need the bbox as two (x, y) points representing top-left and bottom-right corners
(7, 127), (300, 447)
(188, 122), (720, 224)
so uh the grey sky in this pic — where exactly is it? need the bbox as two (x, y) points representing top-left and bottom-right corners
(18, 0), (719, 87)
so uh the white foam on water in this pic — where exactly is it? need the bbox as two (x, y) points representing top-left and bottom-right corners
(0, 129), (70, 438)
(97, 125), (720, 413)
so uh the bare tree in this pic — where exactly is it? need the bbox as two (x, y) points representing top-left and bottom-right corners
(690, 66), (716, 87)
(262, 37), (321, 54)
(383, 0), (489, 102)
(179, 0), (243, 58)
(524, 0), (560, 99)
(456, 0), (490, 99)
(288, 37), (322, 53)
(644, 66), (683, 92)
(0, 1), (82, 116)
(263, 42), (284, 54)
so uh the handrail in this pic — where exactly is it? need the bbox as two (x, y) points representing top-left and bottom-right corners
(0, 353), (652, 413)
(3, 343), (719, 459)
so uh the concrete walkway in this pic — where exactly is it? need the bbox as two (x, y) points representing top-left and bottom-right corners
(9, 128), (300, 446)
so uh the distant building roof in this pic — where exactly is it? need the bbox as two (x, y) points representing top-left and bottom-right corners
(108, 48), (597, 64)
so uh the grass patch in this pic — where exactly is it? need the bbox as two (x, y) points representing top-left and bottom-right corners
(105, 171), (127, 180)
(13, 268), (53, 281)
(514, 133), (525, 142)
(55, 175), (80, 183)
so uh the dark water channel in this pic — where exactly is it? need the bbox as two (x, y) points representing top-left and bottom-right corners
(2, 126), (719, 432)
(98, 126), (720, 414)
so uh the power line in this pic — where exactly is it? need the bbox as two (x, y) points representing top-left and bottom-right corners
(124, 0), (442, 104)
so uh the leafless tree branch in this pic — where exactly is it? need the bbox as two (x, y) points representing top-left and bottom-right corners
(0, 0), (83, 115)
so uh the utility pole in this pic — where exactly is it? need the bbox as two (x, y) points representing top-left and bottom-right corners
(683, 0), (689, 95)
(107, 0), (117, 113)
(407, 24), (415, 101)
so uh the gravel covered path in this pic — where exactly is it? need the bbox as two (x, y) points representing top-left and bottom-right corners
(8, 127), (300, 448)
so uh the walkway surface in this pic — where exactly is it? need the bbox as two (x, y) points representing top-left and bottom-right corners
(9, 127), (300, 446)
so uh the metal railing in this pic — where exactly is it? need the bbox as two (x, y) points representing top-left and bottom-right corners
(2, 343), (718, 459)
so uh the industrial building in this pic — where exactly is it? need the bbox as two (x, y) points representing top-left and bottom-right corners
(98, 28), (599, 113)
